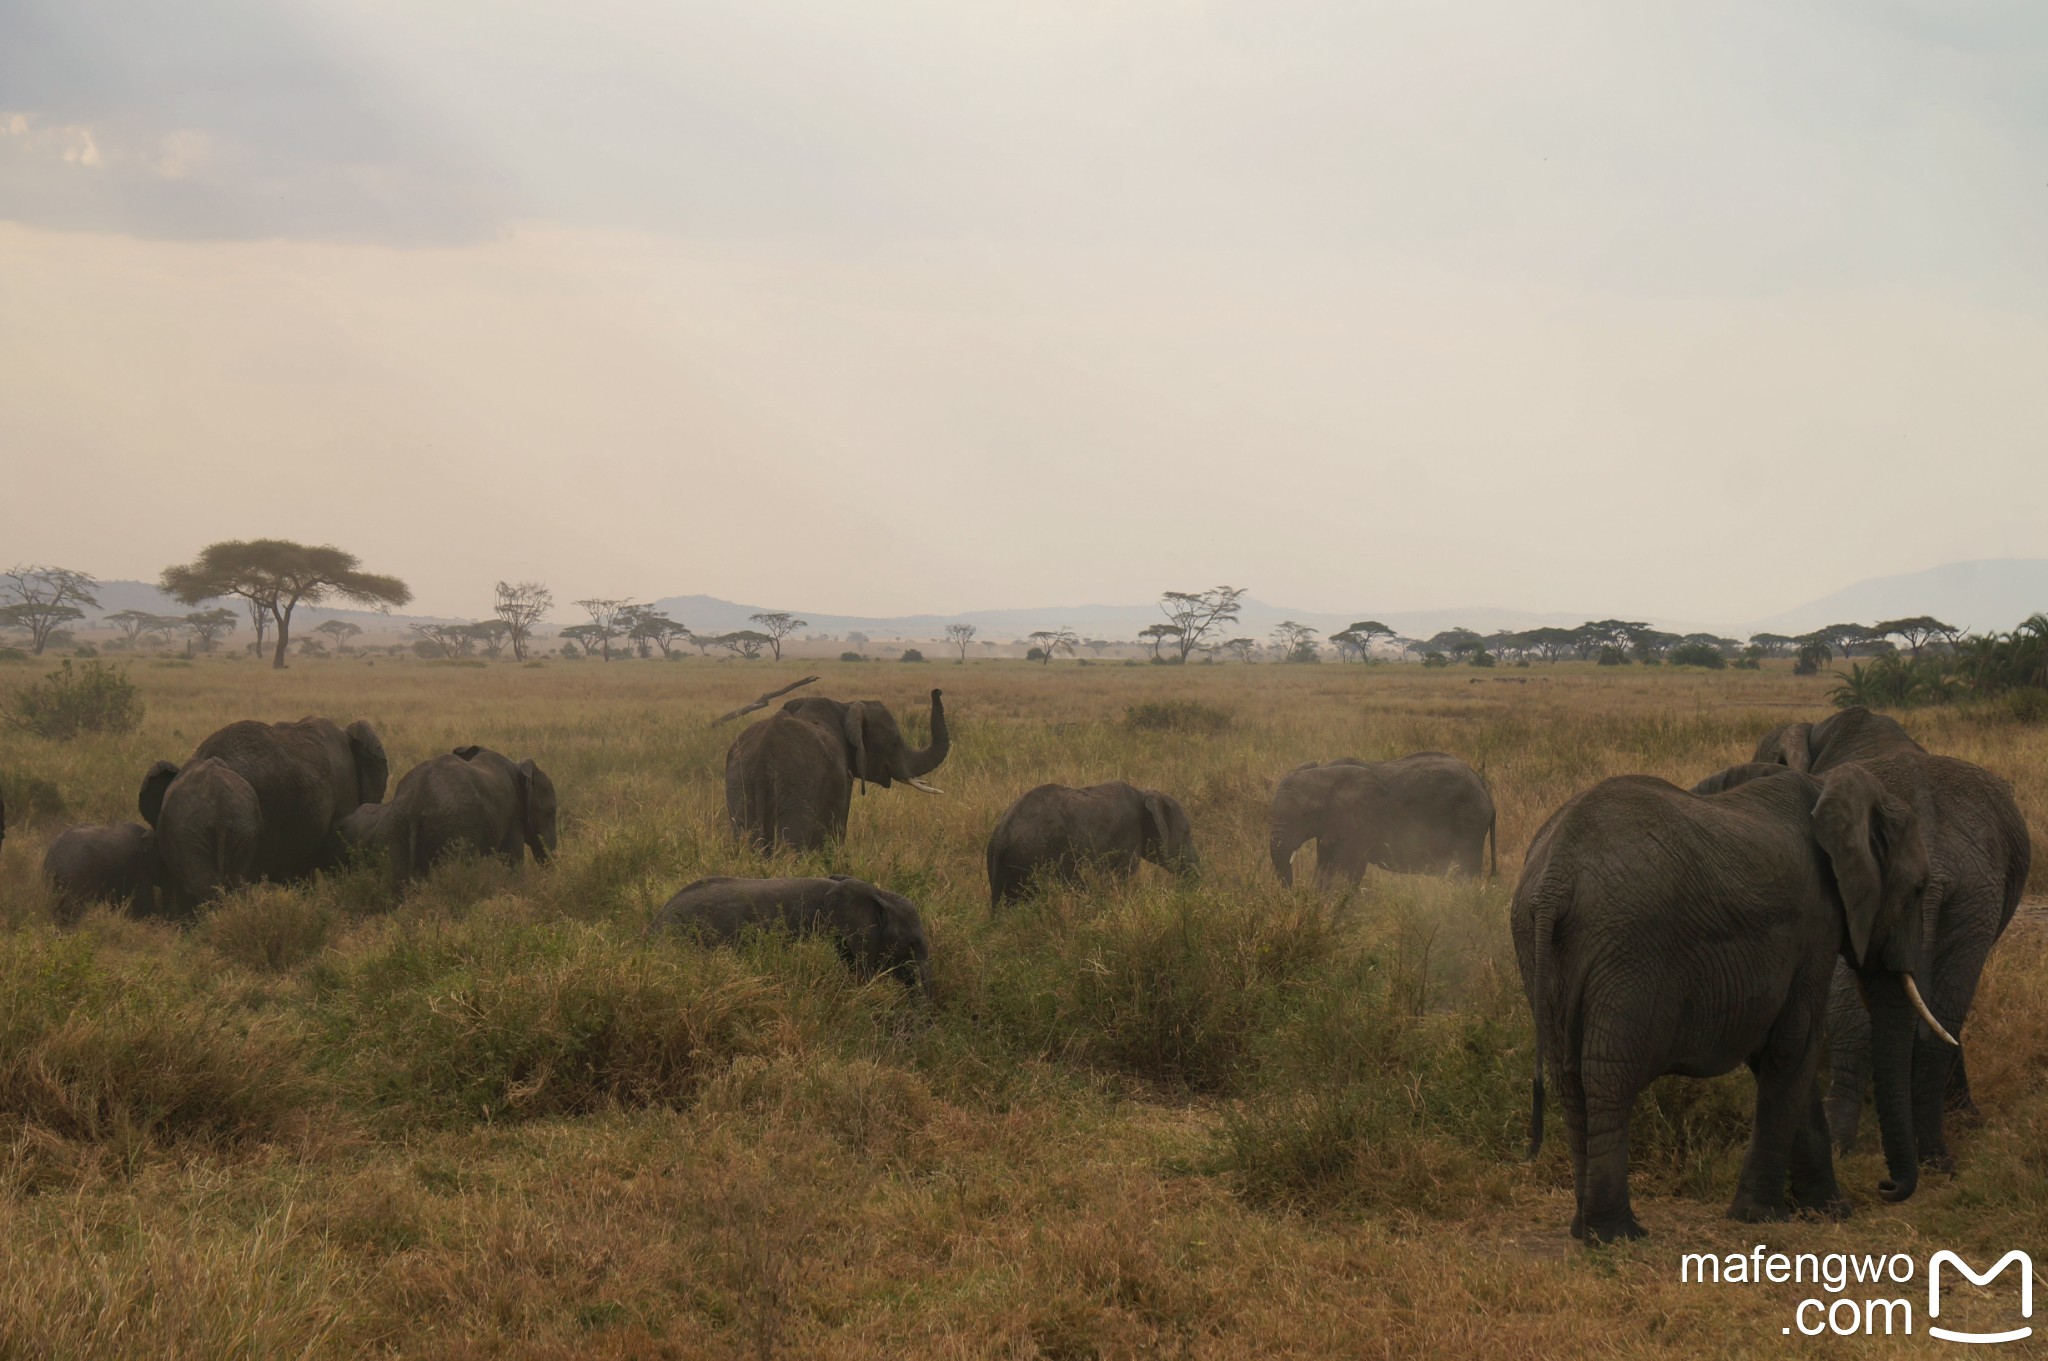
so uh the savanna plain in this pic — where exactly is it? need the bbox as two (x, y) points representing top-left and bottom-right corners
(0, 655), (2044, 1359)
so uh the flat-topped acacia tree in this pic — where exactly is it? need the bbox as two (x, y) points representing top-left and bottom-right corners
(161, 540), (411, 669)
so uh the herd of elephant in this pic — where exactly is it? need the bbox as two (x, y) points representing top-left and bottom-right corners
(10, 684), (2033, 1248)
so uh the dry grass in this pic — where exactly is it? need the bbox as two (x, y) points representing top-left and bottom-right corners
(0, 654), (2043, 1357)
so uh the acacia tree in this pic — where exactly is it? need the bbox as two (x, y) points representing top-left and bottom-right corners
(626, 607), (692, 659)
(1747, 632), (1797, 658)
(1159, 586), (1246, 662)
(1138, 623), (1183, 660)
(105, 610), (180, 648)
(1873, 616), (1959, 657)
(571, 598), (635, 662)
(944, 622), (977, 662)
(1222, 637), (1258, 663)
(1027, 627), (1078, 665)
(0, 565), (100, 655)
(161, 541), (410, 669)
(749, 611), (807, 662)
(716, 630), (771, 659)
(314, 619), (363, 653)
(182, 608), (238, 653)
(493, 581), (553, 662)
(1271, 620), (1320, 662)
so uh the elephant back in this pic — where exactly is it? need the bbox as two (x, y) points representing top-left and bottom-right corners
(191, 717), (376, 880)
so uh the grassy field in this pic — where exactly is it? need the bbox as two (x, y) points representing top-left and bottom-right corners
(0, 654), (2043, 1358)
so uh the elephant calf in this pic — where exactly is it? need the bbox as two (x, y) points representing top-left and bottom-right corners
(985, 781), (1197, 908)
(1269, 753), (1495, 889)
(139, 757), (265, 917)
(651, 875), (932, 996)
(43, 822), (159, 925)
(344, 746), (558, 888)
(1514, 765), (1948, 1244)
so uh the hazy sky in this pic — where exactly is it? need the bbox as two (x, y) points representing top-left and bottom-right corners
(4, 1), (2044, 625)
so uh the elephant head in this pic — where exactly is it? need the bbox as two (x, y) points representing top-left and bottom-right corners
(139, 757), (265, 914)
(1141, 789), (1199, 875)
(1811, 762), (1943, 1201)
(517, 758), (559, 865)
(1690, 763), (1802, 796)
(786, 689), (949, 792)
(347, 719), (390, 805)
(828, 876), (933, 999)
(1755, 708), (1923, 775)
(1269, 763), (1343, 886)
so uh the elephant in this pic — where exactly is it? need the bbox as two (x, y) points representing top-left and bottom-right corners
(650, 874), (932, 997)
(141, 716), (388, 887)
(43, 822), (159, 924)
(725, 690), (949, 851)
(341, 746), (558, 888)
(1513, 765), (1946, 1243)
(136, 757), (265, 916)
(985, 781), (1197, 908)
(1745, 706), (2029, 1168)
(1268, 753), (1495, 889)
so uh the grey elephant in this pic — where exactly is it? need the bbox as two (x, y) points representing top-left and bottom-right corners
(43, 823), (159, 924)
(650, 875), (932, 996)
(985, 781), (1197, 908)
(725, 690), (949, 851)
(1515, 764), (1946, 1243)
(1746, 706), (2030, 1168)
(142, 716), (388, 887)
(342, 745), (558, 888)
(137, 757), (265, 916)
(1268, 753), (1495, 888)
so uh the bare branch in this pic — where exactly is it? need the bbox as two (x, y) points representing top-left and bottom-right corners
(710, 675), (821, 726)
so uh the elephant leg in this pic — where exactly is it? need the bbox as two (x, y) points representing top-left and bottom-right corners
(1559, 1065), (1589, 1241)
(1946, 1048), (1979, 1121)
(1786, 1086), (1848, 1217)
(1732, 1009), (1831, 1222)
(1576, 1020), (1649, 1242)
(1314, 838), (1370, 892)
(1823, 960), (1870, 1153)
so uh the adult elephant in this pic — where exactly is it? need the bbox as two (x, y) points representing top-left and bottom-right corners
(142, 716), (387, 888)
(137, 757), (265, 915)
(342, 745), (558, 888)
(985, 781), (1197, 908)
(725, 690), (949, 852)
(1514, 765), (1944, 1243)
(1269, 753), (1495, 889)
(1748, 706), (2030, 1167)
(650, 874), (932, 997)
(43, 823), (159, 924)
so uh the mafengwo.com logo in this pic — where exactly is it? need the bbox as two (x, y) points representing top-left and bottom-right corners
(1680, 1244), (2035, 1342)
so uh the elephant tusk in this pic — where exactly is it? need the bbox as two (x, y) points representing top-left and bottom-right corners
(1904, 975), (1959, 1047)
(906, 778), (945, 795)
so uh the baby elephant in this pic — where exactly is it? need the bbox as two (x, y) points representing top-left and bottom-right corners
(651, 875), (932, 997)
(343, 746), (558, 888)
(43, 823), (159, 924)
(986, 781), (1197, 908)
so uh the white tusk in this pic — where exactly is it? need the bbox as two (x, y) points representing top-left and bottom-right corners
(1904, 975), (1959, 1047)
(906, 778), (945, 795)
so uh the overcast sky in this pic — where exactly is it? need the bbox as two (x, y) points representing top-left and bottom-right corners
(3, 0), (2044, 625)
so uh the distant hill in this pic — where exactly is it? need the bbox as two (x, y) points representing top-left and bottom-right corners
(1745, 559), (2048, 637)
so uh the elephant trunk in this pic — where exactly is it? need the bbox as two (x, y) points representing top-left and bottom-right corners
(1269, 818), (1309, 887)
(903, 689), (950, 779)
(1866, 971), (1921, 1201)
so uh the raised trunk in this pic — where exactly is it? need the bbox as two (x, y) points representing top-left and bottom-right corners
(1865, 972), (1921, 1201)
(902, 690), (950, 778)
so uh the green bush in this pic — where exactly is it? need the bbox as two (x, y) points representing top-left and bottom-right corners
(839, 651), (867, 662)
(1123, 700), (1232, 735)
(2, 660), (144, 739)
(1596, 645), (1630, 667)
(1668, 642), (1726, 669)
(899, 649), (926, 663)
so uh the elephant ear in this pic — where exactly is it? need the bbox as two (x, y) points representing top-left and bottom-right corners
(1755, 723), (1814, 773)
(347, 721), (390, 805)
(840, 702), (870, 787)
(1813, 765), (1927, 970)
(138, 760), (180, 827)
(1141, 790), (1172, 860)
